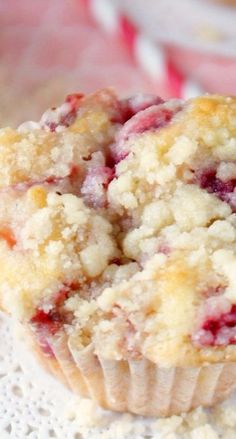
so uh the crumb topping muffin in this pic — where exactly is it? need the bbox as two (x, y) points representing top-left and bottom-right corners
(2, 89), (236, 376)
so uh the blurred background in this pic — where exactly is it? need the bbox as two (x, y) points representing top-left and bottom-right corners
(0, 0), (236, 126)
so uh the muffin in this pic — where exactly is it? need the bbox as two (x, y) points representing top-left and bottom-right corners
(1, 89), (236, 417)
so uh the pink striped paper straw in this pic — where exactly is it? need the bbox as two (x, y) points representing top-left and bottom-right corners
(82, 0), (203, 98)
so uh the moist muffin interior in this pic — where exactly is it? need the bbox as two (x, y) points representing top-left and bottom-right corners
(1, 90), (236, 368)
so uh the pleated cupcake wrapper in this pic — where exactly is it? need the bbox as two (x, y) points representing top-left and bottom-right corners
(22, 325), (70, 388)
(22, 326), (236, 417)
(67, 345), (236, 416)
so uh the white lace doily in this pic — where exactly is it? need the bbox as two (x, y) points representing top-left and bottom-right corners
(1, 311), (236, 439)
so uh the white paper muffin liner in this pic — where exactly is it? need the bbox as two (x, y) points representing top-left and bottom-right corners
(25, 326), (236, 417)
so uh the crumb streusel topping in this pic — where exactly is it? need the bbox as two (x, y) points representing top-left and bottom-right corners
(1, 90), (236, 367)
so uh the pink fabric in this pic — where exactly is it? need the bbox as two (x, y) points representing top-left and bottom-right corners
(0, 0), (168, 126)
(167, 45), (236, 95)
(111, 0), (236, 96)
(1, 0), (235, 127)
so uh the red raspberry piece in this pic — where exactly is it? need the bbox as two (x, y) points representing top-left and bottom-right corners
(44, 122), (58, 132)
(69, 164), (79, 180)
(119, 105), (174, 142)
(110, 258), (122, 266)
(40, 94), (84, 132)
(108, 144), (129, 166)
(81, 166), (115, 207)
(119, 94), (164, 124)
(193, 302), (236, 347)
(30, 282), (79, 357)
(114, 100), (182, 164)
(0, 227), (16, 248)
(12, 163), (80, 190)
(54, 282), (79, 306)
(196, 168), (236, 209)
(31, 309), (62, 336)
(45, 175), (63, 184)
(65, 93), (84, 111)
(119, 101), (182, 142)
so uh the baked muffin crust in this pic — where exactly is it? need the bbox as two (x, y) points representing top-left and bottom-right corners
(1, 90), (236, 368)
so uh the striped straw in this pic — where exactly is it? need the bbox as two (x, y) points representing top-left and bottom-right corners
(82, 0), (203, 98)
